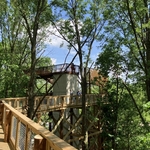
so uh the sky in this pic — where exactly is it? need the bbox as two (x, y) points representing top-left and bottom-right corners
(43, 33), (101, 66)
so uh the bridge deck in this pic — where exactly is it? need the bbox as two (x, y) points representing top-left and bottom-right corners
(0, 125), (11, 150)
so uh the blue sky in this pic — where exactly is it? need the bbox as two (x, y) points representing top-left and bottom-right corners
(41, 3), (104, 67)
(43, 35), (100, 66)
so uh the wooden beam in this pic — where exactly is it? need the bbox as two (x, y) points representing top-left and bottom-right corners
(52, 111), (64, 133)
(34, 134), (46, 150)
(87, 111), (100, 131)
(63, 115), (82, 140)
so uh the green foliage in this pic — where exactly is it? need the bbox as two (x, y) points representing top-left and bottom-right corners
(36, 57), (52, 67)
(95, 3), (150, 149)
(96, 77), (150, 149)
(40, 112), (52, 129)
(0, 0), (53, 98)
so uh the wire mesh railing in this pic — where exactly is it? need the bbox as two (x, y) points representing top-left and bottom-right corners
(19, 123), (26, 150)
(28, 131), (35, 150)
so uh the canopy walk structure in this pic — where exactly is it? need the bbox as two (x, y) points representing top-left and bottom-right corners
(0, 94), (105, 150)
(0, 63), (106, 149)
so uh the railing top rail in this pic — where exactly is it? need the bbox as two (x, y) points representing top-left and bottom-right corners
(1, 93), (101, 100)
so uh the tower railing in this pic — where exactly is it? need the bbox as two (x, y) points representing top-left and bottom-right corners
(35, 63), (80, 74)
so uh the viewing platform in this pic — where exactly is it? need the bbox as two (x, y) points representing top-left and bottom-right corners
(24, 63), (80, 81)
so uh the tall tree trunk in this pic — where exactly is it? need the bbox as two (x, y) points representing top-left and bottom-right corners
(81, 67), (88, 150)
(27, 44), (36, 118)
(144, 1), (150, 101)
(145, 28), (150, 101)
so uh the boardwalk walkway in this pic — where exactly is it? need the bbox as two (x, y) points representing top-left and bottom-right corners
(0, 125), (11, 150)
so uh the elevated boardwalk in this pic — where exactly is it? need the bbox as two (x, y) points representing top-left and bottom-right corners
(0, 94), (104, 150)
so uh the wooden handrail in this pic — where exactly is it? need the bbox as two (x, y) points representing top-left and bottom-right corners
(1, 94), (101, 112)
(1, 100), (77, 150)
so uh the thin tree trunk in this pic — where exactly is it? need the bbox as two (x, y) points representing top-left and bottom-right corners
(81, 67), (88, 150)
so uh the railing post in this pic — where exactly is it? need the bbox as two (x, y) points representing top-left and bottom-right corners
(0, 101), (4, 125)
(35, 112), (41, 124)
(4, 109), (11, 142)
(61, 96), (64, 107)
(34, 134), (46, 150)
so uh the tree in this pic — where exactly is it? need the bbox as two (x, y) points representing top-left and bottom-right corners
(14, 0), (52, 118)
(35, 56), (53, 95)
(96, 0), (150, 126)
(51, 0), (106, 149)
(0, 0), (30, 97)
(96, 0), (150, 149)
(98, 0), (150, 101)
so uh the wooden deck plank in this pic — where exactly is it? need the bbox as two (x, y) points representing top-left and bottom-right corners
(0, 125), (11, 150)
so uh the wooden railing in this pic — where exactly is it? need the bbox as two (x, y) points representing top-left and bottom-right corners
(0, 100), (77, 150)
(2, 94), (101, 112)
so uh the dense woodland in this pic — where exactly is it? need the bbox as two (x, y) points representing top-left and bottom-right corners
(1, 0), (150, 149)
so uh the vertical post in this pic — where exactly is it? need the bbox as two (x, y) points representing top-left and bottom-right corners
(25, 126), (30, 150)
(88, 68), (91, 94)
(0, 102), (4, 125)
(48, 112), (53, 131)
(61, 96), (64, 107)
(17, 100), (20, 110)
(96, 105), (102, 150)
(70, 108), (73, 145)
(35, 112), (41, 124)
(60, 110), (64, 139)
(34, 134), (46, 150)
(4, 110), (11, 142)
(14, 100), (17, 108)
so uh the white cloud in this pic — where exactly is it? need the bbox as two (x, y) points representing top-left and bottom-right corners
(40, 21), (98, 65)
(43, 20), (81, 50)
(42, 24), (79, 64)
(43, 25), (68, 49)
(51, 58), (57, 65)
